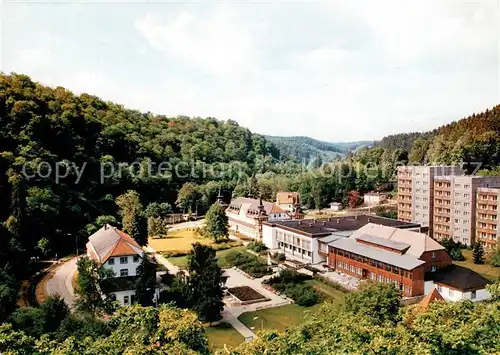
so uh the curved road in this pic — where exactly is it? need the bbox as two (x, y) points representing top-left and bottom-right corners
(46, 257), (77, 309)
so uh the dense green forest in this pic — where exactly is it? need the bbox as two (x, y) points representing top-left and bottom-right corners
(264, 135), (371, 164)
(373, 106), (500, 168)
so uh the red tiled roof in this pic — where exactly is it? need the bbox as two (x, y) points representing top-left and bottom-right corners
(87, 224), (143, 264)
(419, 288), (444, 308)
(276, 192), (299, 204)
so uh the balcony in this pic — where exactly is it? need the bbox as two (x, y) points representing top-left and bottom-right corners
(434, 210), (451, 217)
(398, 180), (412, 187)
(398, 189), (412, 196)
(434, 183), (451, 190)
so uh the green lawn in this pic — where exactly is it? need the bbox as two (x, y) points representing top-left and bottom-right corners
(238, 303), (323, 333)
(305, 279), (347, 303)
(168, 246), (248, 268)
(454, 249), (500, 281)
(238, 279), (346, 333)
(205, 322), (244, 350)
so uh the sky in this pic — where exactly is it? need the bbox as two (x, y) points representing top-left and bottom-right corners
(1, 0), (499, 142)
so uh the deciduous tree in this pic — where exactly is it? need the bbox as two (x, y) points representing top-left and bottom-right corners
(204, 203), (229, 242)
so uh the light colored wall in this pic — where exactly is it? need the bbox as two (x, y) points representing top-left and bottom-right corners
(103, 254), (142, 278)
(262, 224), (277, 249)
(278, 203), (295, 212)
(113, 289), (136, 306)
(425, 281), (491, 302)
(276, 228), (323, 263)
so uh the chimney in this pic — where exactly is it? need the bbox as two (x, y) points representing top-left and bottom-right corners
(298, 220), (302, 225)
(337, 218), (340, 224)
(355, 214), (358, 220)
(328, 217), (331, 222)
(368, 217), (371, 222)
(104, 224), (109, 230)
(309, 223), (313, 227)
(322, 221), (327, 226)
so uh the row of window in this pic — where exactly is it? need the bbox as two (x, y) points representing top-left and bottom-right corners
(478, 213), (498, 221)
(333, 249), (413, 279)
(278, 242), (312, 258)
(336, 261), (363, 276)
(436, 285), (476, 299)
(478, 232), (497, 240)
(478, 204), (498, 211)
(479, 195), (498, 201)
(108, 255), (140, 265)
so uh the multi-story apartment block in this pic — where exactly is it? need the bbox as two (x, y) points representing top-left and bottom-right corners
(398, 166), (500, 247)
(397, 166), (463, 233)
(433, 176), (500, 246)
(476, 187), (500, 250)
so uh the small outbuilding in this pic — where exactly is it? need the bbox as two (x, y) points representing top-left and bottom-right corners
(329, 202), (343, 211)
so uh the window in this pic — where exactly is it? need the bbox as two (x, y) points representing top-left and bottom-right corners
(464, 184), (470, 189)
(431, 265), (436, 272)
(133, 255), (140, 263)
(108, 258), (115, 265)
(471, 290), (476, 299)
(120, 257), (128, 264)
(120, 269), (129, 277)
(124, 295), (130, 305)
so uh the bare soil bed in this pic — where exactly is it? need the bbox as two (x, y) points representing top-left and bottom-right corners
(228, 286), (268, 303)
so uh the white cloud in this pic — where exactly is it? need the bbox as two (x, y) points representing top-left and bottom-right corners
(2, 1), (498, 142)
(134, 5), (260, 78)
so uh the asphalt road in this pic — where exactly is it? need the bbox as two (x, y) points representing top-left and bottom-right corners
(46, 257), (77, 309)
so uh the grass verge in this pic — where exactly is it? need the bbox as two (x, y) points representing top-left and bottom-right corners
(168, 246), (248, 268)
(205, 322), (244, 350)
(453, 249), (500, 281)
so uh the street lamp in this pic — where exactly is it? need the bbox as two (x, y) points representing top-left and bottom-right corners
(253, 316), (263, 330)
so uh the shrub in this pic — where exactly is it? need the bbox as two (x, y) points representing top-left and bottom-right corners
(450, 247), (465, 261)
(264, 269), (319, 306)
(225, 251), (272, 278)
(247, 241), (268, 253)
(490, 250), (500, 267)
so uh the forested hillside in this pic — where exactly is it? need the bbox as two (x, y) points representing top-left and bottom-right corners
(264, 135), (371, 164)
(366, 106), (500, 170)
(0, 73), (285, 311)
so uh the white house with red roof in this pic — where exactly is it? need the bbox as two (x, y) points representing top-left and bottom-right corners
(86, 224), (147, 306)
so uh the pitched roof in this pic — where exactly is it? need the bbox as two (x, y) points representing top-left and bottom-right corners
(86, 224), (143, 264)
(264, 215), (420, 237)
(350, 224), (444, 258)
(425, 265), (491, 291)
(328, 236), (425, 270)
(419, 288), (444, 308)
(276, 192), (300, 204)
(228, 197), (288, 219)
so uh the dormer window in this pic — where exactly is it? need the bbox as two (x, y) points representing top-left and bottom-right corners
(108, 258), (115, 265)
(133, 255), (140, 263)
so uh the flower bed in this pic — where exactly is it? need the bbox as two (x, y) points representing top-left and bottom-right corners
(228, 286), (269, 304)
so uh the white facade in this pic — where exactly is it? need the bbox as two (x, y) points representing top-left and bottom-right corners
(278, 202), (295, 212)
(113, 289), (137, 306)
(424, 281), (491, 302)
(329, 202), (343, 211)
(364, 193), (387, 206)
(269, 228), (322, 264)
(102, 254), (143, 278)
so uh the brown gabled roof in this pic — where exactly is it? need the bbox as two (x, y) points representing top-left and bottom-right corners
(276, 192), (300, 204)
(86, 224), (143, 264)
(419, 288), (444, 308)
(270, 204), (287, 214)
